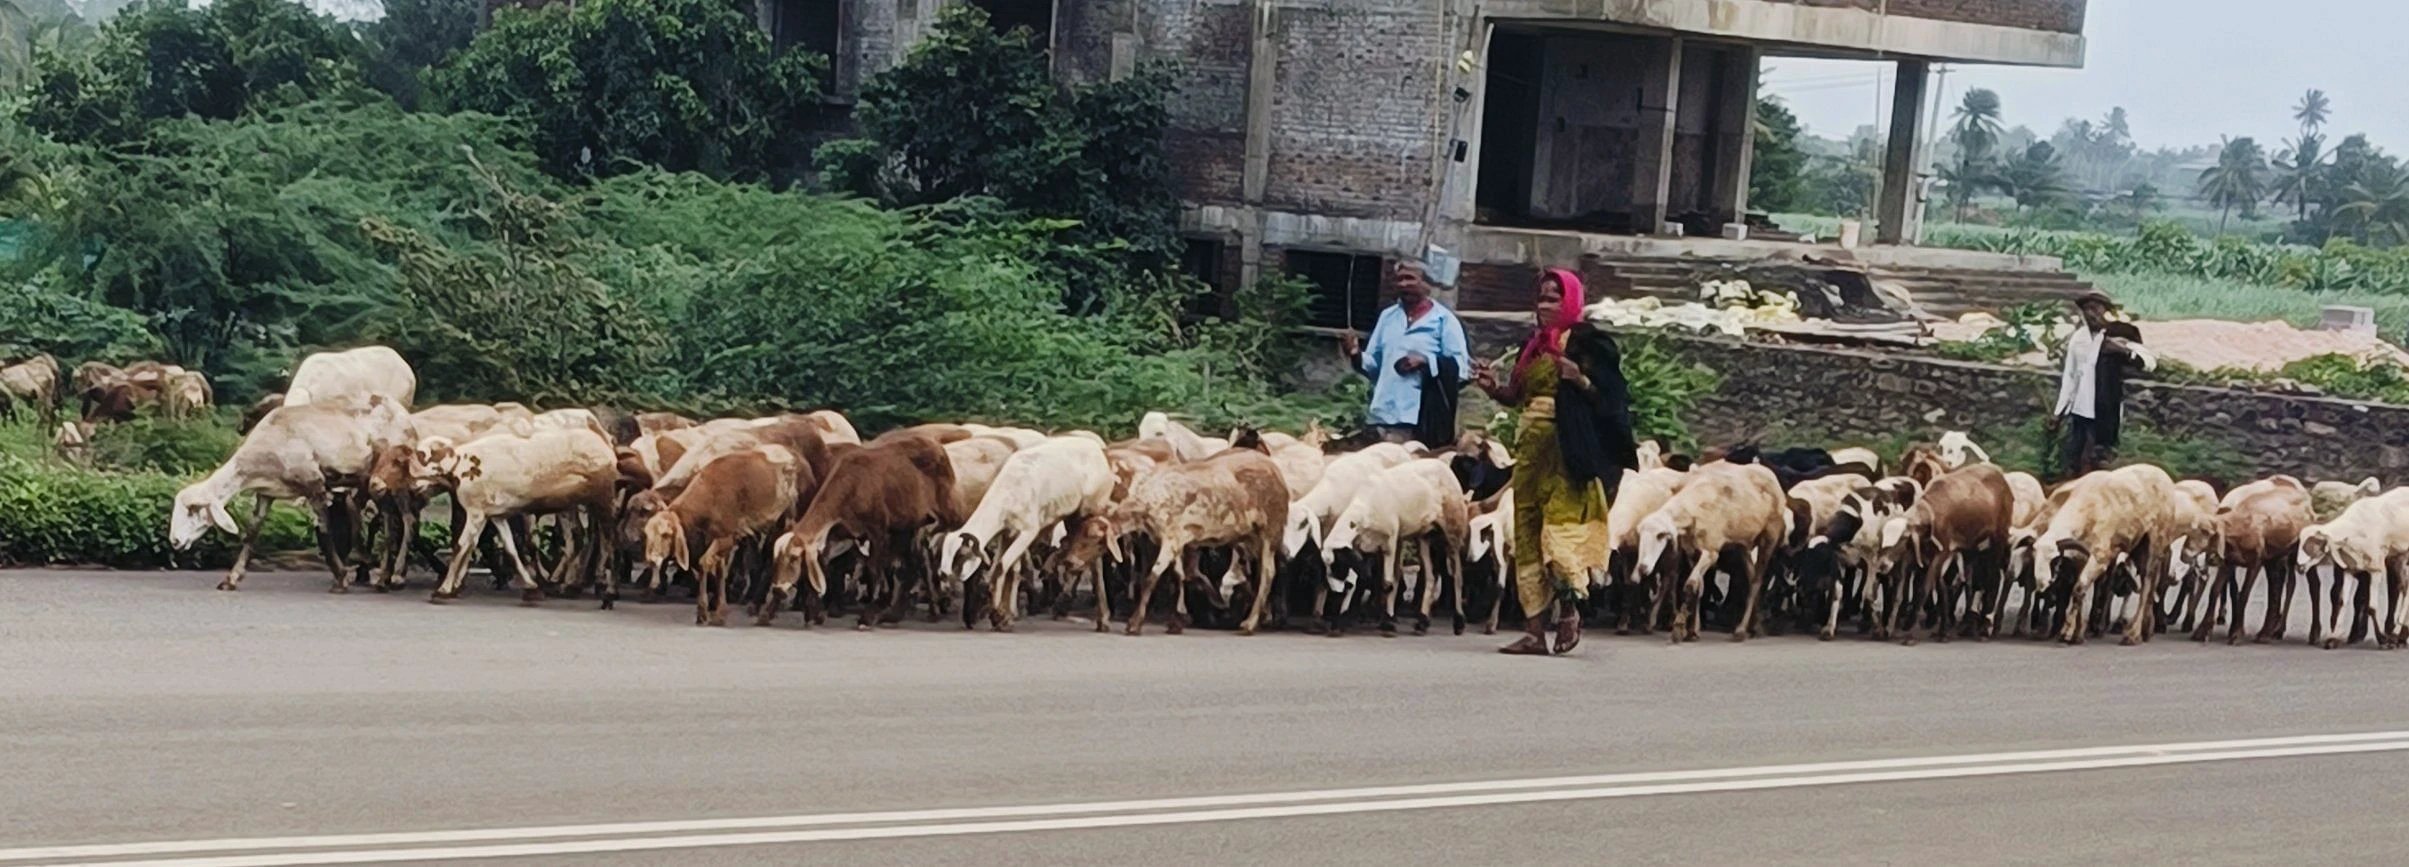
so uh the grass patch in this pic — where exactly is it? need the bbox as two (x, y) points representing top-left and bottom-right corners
(2087, 272), (2409, 336)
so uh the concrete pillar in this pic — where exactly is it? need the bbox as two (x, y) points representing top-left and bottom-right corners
(1237, 0), (1278, 290)
(1630, 36), (1684, 235)
(1877, 59), (1930, 246)
(1708, 46), (1761, 227)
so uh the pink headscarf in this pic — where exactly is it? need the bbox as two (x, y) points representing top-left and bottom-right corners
(1515, 268), (1586, 386)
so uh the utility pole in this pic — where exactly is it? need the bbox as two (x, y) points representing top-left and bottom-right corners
(1914, 63), (1951, 243)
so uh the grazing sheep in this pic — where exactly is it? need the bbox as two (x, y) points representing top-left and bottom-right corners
(1464, 488), (1515, 634)
(1891, 463), (2014, 644)
(2035, 464), (2179, 645)
(171, 398), (413, 592)
(763, 438), (960, 629)
(1267, 437), (1327, 501)
(1321, 458), (1470, 636)
(240, 394), (285, 433)
(159, 369), (213, 421)
(942, 436), (1022, 520)
(2195, 482), (2312, 645)
(1603, 467), (1689, 634)
(642, 446), (806, 626)
(1107, 448), (1290, 636)
(1775, 473), (1863, 637)
(1136, 412), (1228, 462)
(2311, 477), (2382, 522)
(635, 412), (695, 436)
(940, 437), (1116, 631)
(1636, 462), (1788, 643)
(2296, 487), (2409, 650)
(1828, 446), (1881, 474)
(652, 415), (834, 501)
(871, 423), (974, 446)
(422, 428), (619, 605)
(0, 353), (62, 425)
(1936, 431), (1989, 469)
(532, 408), (610, 441)
(2161, 479), (2223, 632)
(282, 346), (416, 410)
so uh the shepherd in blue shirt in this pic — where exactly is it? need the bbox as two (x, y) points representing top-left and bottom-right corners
(1338, 260), (1474, 447)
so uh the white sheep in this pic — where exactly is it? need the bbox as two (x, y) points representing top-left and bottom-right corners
(1136, 411), (1228, 462)
(1936, 431), (1989, 469)
(2033, 464), (2178, 645)
(939, 437), (1116, 631)
(422, 428), (619, 605)
(1636, 462), (1788, 643)
(1465, 487), (1515, 634)
(1321, 459), (1471, 635)
(2310, 477), (2383, 522)
(1282, 441), (1420, 558)
(171, 397), (413, 593)
(2297, 487), (2409, 649)
(1603, 467), (1689, 632)
(282, 346), (416, 410)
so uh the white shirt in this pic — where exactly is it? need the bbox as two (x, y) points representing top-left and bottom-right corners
(2054, 325), (2104, 419)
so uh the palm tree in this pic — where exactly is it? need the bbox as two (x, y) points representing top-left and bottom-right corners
(2195, 136), (2270, 235)
(2272, 132), (2331, 222)
(1949, 88), (2006, 161)
(2335, 161), (2409, 247)
(2294, 89), (2333, 135)
(1997, 142), (2070, 214)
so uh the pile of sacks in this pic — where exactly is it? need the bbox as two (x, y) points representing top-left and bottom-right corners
(1584, 278), (1804, 337)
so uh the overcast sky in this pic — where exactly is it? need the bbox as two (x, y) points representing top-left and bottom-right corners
(1762, 1), (2409, 152)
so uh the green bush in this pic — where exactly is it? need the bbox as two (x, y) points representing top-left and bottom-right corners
(0, 453), (316, 568)
(86, 417), (242, 476)
(1621, 334), (1724, 449)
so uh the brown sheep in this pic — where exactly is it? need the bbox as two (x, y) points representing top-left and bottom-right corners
(1104, 449), (1291, 636)
(763, 438), (960, 628)
(871, 423), (973, 446)
(1891, 463), (2014, 644)
(2195, 482), (2312, 645)
(642, 446), (808, 626)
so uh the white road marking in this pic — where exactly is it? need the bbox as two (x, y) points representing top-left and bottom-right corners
(15, 731), (2409, 866)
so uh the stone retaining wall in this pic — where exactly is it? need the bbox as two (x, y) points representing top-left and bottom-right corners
(1438, 316), (2409, 483)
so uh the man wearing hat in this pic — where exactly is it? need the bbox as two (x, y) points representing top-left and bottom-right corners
(1339, 259), (1472, 447)
(2049, 289), (2149, 479)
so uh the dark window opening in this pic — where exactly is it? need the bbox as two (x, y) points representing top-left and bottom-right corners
(1179, 238), (1226, 291)
(970, 0), (1054, 47)
(1474, 30), (1542, 222)
(767, 0), (841, 62)
(1286, 250), (1384, 331)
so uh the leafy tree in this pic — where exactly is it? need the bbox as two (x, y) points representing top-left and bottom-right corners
(1801, 136), (1880, 218)
(18, 0), (360, 144)
(1996, 141), (2070, 214)
(815, 5), (1181, 306)
(2196, 136), (2269, 234)
(355, 0), (477, 109)
(2335, 160), (2409, 247)
(1748, 94), (1807, 212)
(435, 0), (826, 183)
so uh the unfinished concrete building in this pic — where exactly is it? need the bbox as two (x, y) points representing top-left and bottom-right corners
(783, 0), (2088, 326)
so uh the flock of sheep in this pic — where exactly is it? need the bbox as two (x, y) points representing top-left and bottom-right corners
(11, 342), (2407, 650)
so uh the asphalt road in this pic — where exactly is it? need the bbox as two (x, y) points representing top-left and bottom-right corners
(5, 567), (2407, 866)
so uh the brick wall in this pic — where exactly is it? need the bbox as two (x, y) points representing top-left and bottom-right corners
(1259, 0), (1449, 220)
(1145, 0), (1253, 207)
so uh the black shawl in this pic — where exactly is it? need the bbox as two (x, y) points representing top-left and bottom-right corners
(2094, 321), (2143, 449)
(1415, 356), (1463, 450)
(1555, 324), (1640, 496)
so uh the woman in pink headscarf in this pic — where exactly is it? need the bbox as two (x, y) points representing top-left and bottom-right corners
(1473, 268), (1637, 655)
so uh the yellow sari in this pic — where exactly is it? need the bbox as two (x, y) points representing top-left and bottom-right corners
(1507, 349), (1612, 618)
